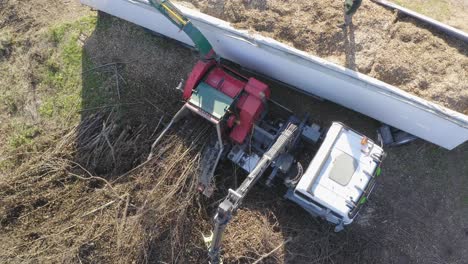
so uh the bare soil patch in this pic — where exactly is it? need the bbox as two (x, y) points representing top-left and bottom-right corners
(180, 0), (468, 114)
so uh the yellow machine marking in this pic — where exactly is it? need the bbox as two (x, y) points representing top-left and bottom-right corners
(161, 3), (187, 26)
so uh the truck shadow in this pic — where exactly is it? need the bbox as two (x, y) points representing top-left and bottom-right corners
(232, 187), (373, 263)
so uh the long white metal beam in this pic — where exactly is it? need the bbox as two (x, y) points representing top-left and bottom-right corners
(80, 0), (468, 150)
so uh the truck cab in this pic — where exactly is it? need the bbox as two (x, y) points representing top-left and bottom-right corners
(286, 122), (385, 231)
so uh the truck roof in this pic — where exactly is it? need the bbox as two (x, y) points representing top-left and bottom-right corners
(295, 122), (384, 223)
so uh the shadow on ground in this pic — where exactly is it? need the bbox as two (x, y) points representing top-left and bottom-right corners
(78, 12), (197, 177)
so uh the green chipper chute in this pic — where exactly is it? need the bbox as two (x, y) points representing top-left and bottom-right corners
(148, 0), (215, 59)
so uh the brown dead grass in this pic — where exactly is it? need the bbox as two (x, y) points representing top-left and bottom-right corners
(0, 112), (211, 263)
(0, 0), (89, 34)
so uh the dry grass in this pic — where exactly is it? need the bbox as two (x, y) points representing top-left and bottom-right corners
(0, 5), (270, 262)
(0, 111), (212, 263)
(0, 108), (304, 263)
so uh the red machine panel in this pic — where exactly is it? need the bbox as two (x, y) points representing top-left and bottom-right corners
(184, 61), (271, 144)
(183, 60), (216, 100)
(229, 94), (265, 144)
(245, 78), (271, 99)
(205, 67), (244, 98)
(228, 77), (270, 144)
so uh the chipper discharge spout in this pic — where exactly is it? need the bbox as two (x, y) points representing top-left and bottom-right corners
(148, 0), (215, 59)
(146, 1), (274, 197)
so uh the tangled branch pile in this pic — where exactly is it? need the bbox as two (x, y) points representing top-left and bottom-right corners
(0, 9), (294, 262)
(0, 111), (213, 263)
(1, 104), (311, 263)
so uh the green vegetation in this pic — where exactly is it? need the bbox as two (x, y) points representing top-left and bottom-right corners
(8, 123), (41, 149)
(38, 15), (99, 124)
(0, 88), (21, 115)
(0, 15), (108, 169)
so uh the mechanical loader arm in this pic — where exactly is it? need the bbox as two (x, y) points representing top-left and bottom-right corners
(207, 123), (299, 264)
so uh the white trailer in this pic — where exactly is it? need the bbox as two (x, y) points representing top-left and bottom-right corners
(287, 122), (384, 231)
(80, 0), (468, 150)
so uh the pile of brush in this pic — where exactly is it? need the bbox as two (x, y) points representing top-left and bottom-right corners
(0, 109), (211, 263)
(1, 105), (353, 264)
(0, 102), (294, 263)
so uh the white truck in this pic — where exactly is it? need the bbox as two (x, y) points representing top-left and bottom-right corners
(286, 122), (384, 232)
(207, 119), (385, 263)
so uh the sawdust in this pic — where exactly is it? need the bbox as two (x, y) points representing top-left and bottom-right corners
(180, 0), (468, 114)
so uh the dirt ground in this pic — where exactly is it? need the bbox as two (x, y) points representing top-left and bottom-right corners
(179, 0), (468, 114)
(1, 0), (468, 264)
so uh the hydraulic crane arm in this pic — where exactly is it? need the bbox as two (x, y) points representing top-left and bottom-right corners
(207, 123), (299, 264)
(148, 0), (216, 59)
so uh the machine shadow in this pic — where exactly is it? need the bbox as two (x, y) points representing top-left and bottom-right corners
(78, 12), (197, 179)
(77, 12), (385, 263)
(344, 23), (357, 71)
(235, 186), (373, 263)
